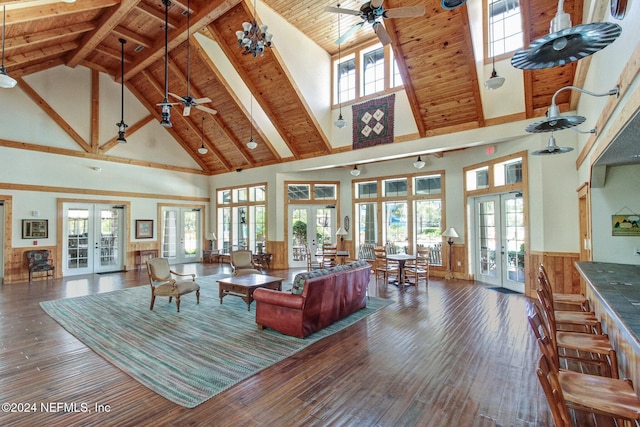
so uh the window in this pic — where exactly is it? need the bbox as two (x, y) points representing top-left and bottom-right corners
(336, 55), (356, 103)
(216, 184), (267, 254)
(353, 172), (445, 265)
(487, 0), (523, 59)
(333, 42), (403, 106)
(494, 158), (522, 186)
(383, 178), (408, 197)
(314, 184), (336, 200)
(466, 167), (490, 191)
(414, 175), (442, 195)
(356, 181), (377, 199)
(362, 46), (385, 96)
(288, 184), (310, 200)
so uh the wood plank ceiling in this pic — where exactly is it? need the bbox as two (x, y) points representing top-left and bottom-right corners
(0, 0), (583, 175)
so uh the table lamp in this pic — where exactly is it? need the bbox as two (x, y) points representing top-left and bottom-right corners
(442, 227), (459, 280)
(208, 232), (217, 250)
(336, 227), (348, 251)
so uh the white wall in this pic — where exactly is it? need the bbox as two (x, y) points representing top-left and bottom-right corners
(591, 165), (640, 264)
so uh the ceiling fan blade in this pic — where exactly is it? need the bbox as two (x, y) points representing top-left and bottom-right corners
(335, 22), (364, 44)
(371, 0), (384, 9)
(168, 92), (185, 102)
(324, 6), (361, 16)
(183, 105), (191, 116)
(195, 105), (218, 115)
(373, 22), (392, 46)
(383, 6), (426, 18)
(156, 100), (180, 106)
(193, 97), (212, 104)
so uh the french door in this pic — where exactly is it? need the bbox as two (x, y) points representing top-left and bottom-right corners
(63, 204), (125, 276)
(473, 193), (525, 293)
(161, 207), (202, 264)
(288, 205), (335, 268)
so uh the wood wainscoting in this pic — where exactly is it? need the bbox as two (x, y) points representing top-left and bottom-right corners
(526, 251), (580, 298)
(5, 246), (58, 284)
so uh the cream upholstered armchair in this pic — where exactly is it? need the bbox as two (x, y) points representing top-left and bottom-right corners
(146, 258), (200, 312)
(230, 250), (261, 276)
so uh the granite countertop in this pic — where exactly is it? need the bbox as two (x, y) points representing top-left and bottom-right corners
(575, 261), (640, 342)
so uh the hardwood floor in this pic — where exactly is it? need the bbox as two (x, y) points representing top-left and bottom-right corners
(0, 263), (555, 426)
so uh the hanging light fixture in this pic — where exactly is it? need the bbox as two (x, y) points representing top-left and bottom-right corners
(247, 94), (258, 149)
(116, 38), (128, 144)
(198, 117), (208, 154)
(334, 5), (347, 129)
(484, 0), (504, 90)
(0, 6), (16, 89)
(511, 0), (621, 70)
(525, 85), (619, 133)
(350, 165), (361, 176)
(413, 156), (426, 169)
(158, 0), (173, 127)
(235, 0), (273, 58)
(531, 132), (574, 156)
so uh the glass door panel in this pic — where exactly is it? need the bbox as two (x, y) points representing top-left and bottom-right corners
(383, 201), (408, 253)
(161, 207), (201, 264)
(64, 204), (125, 276)
(473, 193), (525, 293)
(288, 205), (334, 268)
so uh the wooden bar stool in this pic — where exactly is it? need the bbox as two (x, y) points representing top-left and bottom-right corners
(536, 336), (640, 426)
(537, 286), (602, 335)
(527, 302), (618, 378)
(539, 264), (590, 311)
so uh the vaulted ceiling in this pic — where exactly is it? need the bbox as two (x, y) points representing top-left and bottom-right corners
(1, 0), (584, 175)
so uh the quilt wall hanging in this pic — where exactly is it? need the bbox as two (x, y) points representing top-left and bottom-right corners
(352, 94), (395, 150)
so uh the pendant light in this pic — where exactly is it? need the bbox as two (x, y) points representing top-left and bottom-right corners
(350, 165), (360, 176)
(484, 0), (504, 90)
(531, 132), (574, 155)
(511, 0), (621, 70)
(334, 5), (347, 129)
(198, 117), (208, 154)
(413, 156), (425, 169)
(247, 94), (257, 149)
(158, 0), (173, 127)
(116, 38), (128, 143)
(0, 6), (17, 89)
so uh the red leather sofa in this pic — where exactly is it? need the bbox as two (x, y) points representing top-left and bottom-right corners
(254, 261), (371, 338)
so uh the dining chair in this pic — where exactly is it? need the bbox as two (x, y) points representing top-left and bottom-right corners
(527, 302), (618, 378)
(373, 245), (398, 285)
(321, 243), (337, 268)
(305, 244), (322, 271)
(405, 246), (429, 287)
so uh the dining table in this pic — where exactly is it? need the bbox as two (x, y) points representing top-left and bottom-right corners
(387, 253), (416, 291)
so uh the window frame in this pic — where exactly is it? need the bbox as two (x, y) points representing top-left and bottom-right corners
(484, 0), (524, 64)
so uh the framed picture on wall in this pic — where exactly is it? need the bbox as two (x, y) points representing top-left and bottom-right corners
(135, 220), (153, 239)
(22, 219), (48, 239)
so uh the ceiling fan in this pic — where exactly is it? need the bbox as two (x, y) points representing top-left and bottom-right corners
(325, 0), (425, 46)
(160, 0), (217, 117)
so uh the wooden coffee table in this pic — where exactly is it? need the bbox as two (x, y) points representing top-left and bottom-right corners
(217, 273), (283, 311)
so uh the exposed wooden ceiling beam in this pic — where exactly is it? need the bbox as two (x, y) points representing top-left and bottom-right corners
(6, 41), (78, 69)
(66, 0), (142, 68)
(112, 26), (153, 50)
(16, 76), (92, 153)
(3, 0), (117, 25)
(4, 22), (95, 51)
(123, 0), (239, 82)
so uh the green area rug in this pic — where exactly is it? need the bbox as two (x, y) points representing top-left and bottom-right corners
(40, 275), (392, 408)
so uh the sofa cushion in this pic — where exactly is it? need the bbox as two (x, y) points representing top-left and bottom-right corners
(291, 269), (330, 295)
